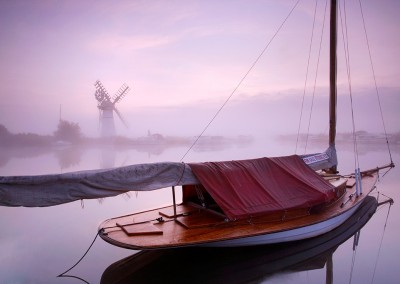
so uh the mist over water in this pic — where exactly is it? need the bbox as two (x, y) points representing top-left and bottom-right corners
(1, 86), (399, 140)
(0, 133), (398, 283)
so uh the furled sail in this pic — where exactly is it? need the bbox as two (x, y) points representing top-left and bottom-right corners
(0, 162), (198, 207)
(301, 146), (338, 171)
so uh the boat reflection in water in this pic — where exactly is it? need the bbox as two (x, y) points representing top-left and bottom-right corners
(101, 196), (378, 284)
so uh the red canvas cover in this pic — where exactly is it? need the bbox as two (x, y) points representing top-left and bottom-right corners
(188, 155), (335, 220)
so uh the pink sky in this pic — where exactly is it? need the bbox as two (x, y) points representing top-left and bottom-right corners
(0, 0), (399, 137)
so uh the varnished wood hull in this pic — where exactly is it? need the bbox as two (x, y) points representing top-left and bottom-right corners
(98, 172), (378, 250)
(101, 196), (378, 283)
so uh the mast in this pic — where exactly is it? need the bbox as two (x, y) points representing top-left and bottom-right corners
(329, 0), (337, 172)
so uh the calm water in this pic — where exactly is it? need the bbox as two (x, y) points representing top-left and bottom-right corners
(0, 135), (398, 284)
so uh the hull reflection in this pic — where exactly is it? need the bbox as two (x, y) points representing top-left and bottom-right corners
(101, 196), (377, 284)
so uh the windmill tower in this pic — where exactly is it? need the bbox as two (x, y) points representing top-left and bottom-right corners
(94, 80), (130, 137)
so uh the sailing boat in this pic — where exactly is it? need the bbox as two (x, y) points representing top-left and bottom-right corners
(96, 0), (393, 249)
(0, 1), (393, 249)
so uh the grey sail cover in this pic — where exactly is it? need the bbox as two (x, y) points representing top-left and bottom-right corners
(0, 162), (198, 207)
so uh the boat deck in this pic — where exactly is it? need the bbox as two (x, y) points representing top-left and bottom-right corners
(98, 173), (378, 249)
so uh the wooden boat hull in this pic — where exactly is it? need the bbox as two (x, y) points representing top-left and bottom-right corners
(98, 171), (378, 250)
(101, 195), (378, 284)
(202, 200), (361, 247)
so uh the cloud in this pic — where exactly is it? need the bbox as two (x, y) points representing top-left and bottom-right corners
(87, 34), (178, 54)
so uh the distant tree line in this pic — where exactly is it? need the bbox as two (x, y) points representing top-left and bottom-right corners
(0, 120), (83, 147)
(0, 124), (52, 146)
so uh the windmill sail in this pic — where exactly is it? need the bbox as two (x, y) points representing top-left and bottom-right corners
(113, 84), (130, 104)
(114, 107), (129, 129)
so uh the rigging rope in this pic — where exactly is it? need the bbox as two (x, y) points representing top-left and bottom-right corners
(340, 0), (360, 171)
(357, 0), (394, 165)
(338, 0), (363, 195)
(295, 0), (318, 154)
(179, 0), (301, 162)
(304, 0), (328, 154)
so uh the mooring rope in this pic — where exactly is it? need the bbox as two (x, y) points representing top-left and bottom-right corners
(57, 231), (99, 283)
(179, 0), (301, 162)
